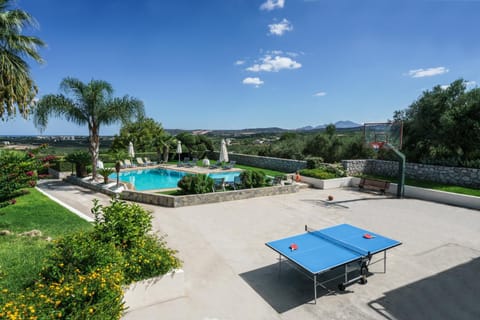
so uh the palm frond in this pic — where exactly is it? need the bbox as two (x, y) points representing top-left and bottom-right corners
(33, 94), (87, 132)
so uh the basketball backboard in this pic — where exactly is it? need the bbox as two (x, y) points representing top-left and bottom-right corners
(363, 121), (403, 150)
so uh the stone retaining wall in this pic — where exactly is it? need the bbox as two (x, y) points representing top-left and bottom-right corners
(342, 159), (480, 188)
(65, 176), (118, 197)
(65, 175), (299, 207)
(121, 184), (299, 207)
(209, 151), (306, 173)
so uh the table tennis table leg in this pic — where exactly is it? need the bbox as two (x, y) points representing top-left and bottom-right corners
(314, 275), (317, 304)
(384, 250), (386, 273)
(279, 254), (282, 274)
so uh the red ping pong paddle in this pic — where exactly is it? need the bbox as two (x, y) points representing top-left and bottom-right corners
(363, 233), (374, 239)
(289, 243), (298, 251)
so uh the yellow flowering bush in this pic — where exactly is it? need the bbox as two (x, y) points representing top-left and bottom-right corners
(0, 198), (181, 319)
(122, 235), (181, 284)
(0, 265), (124, 319)
(91, 199), (181, 283)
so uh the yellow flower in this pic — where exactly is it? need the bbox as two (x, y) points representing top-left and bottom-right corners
(89, 308), (94, 314)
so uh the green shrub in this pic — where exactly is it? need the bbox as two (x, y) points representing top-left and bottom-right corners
(50, 159), (73, 172)
(65, 151), (91, 177)
(177, 174), (214, 194)
(300, 164), (347, 180)
(300, 168), (337, 179)
(0, 150), (39, 205)
(92, 199), (152, 249)
(305, 157), (324, 169)
(98, 167), (115, 183)
(240, 170), (266, 188)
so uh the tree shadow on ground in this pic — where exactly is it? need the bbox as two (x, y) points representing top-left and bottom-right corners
(369, 257), (480, 320)
(302, 196), (393, 209)
(37, 180), (98, 195)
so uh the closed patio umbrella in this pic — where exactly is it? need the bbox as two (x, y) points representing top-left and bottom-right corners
(176, 141), (182, 163)
(219, 139), (229, 163)
(128, 141), (135, 160)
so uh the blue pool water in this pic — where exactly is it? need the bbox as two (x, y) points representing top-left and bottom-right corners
(110, 168), (241, 191)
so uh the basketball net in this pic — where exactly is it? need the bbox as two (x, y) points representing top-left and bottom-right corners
(370, 141), (385, 151)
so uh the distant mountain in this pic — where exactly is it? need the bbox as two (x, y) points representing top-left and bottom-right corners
(297, 125), (314, 131)
(298, 120), (361, 131)
(334, 120), (362, 128)
(165, 122), (362, 136)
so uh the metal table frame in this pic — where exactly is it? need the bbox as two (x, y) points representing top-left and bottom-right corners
(275, 249), (392, 304)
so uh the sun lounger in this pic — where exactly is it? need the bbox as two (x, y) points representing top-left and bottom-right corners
(222, 161), (236, 170)
(144, 157), (157, 166)
(209, 161), (221, 169)
(212, 178), (225, 192)
(117, 160), (127, 169)
(232, 176), (242, 190)
(136, 157), (147, 166)
(124, 159), (135, 168)
(189, 158), (198, 167)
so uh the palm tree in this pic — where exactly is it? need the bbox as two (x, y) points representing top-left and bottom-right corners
(33, 77), (144, 178)
(0, 0), (45, 120)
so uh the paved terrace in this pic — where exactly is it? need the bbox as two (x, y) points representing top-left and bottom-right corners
(37, 180), (480, 320)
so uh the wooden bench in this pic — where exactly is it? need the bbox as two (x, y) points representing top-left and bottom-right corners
(358, 178), (390, 194)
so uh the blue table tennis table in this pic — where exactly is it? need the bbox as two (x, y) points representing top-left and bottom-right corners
(266, 224), (401, 303)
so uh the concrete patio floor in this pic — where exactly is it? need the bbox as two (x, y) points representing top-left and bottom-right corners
(37, 180), (480, 320)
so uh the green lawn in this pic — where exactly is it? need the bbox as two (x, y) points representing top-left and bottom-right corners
(0, 188), (92, 294)
(360, 174), (480, 197)
(234, 164), (285, 177)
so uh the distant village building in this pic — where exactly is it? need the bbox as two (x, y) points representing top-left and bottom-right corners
(2, 141), (10, 145)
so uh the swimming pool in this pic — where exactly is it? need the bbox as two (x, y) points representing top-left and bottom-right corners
(110, 168), (241, 191)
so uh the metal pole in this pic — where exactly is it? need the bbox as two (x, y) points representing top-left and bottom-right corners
(384, 251), (387, 273)
(314, 275), (317, 304)
(387, 143), (406, 198)
(345, 264), (348, 283)
(279, 254), (282, 275)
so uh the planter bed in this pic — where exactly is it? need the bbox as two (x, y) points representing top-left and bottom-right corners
(121, 184), (299, 207)
(65, 176), (299, 207)
(350, 177), (480, 210)
(299, 175), (352, 189)
(123, 269), (185, 312)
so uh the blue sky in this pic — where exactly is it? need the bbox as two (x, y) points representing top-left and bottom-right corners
(1, 0), (479, 135)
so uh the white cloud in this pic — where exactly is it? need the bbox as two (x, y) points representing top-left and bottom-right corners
(234, 60), (245, 66)
(286, 51), (300, 57)
(246, 55), (301, 72)
(260, 0), (285, 11)
(407, 67), (449, 78)
(268, 19), (293, 36)
(313, 92), (327, 97)
(242, 77), (264, 87)
(269, 50), (283, 55)
(440, 85), (449, 90)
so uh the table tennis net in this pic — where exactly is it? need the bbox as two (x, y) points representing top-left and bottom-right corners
(305, 225), (369, 257)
